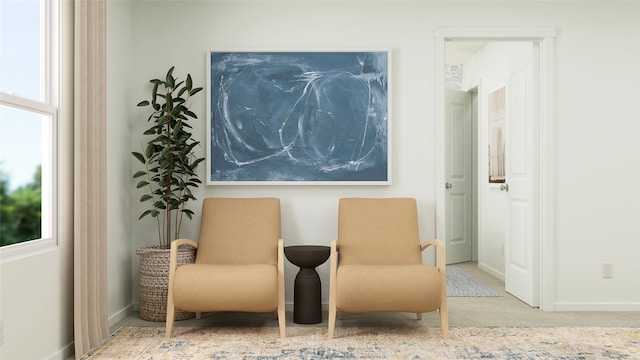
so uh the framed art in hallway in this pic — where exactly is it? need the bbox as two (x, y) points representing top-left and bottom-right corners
(488, 86), (505, 184)
(206, 50), (390, 185)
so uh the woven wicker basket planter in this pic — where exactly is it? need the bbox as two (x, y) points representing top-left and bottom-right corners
(136, 245), (197, 322)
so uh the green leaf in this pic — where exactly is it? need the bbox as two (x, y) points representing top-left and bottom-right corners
(136, 181), (149, 188)
(137, 100), (149, 107)
(189, 87), (203, 96)
(186, 74), (193, 90)
(145, 143), (156, 159)
(166, 67), (175, 88)
(140, 194), (152, 202)
(192, 158), (204, 169)
(173, 121), (183, 138)
(132, 152), (145, 164)
(138, 209), (153, 220)
(133, 170), (147, 178)
(152, 82), (159, 104)
(154, 201), (167, 209)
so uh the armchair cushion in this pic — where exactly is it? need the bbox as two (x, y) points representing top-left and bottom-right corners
(196, 198), (280, 265)
(173, 264), (279, 313)
(338, 198), (423, 265)
(336, 264), (443, 313)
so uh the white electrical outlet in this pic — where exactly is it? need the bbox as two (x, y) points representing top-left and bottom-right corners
(602, 262), (613, 278)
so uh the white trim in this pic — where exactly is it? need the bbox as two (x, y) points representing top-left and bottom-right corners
(0, 92), (57, 115)
(538, 36), (555, 312)
(0, 237), (57, 263)
(478, 262), (505, 282)
(44, 342), (74, 360)
(434, 27), (556, 40)
(552, 302), (640, 312)
(434, 27), (556, 311)
(108, 304), (134, 328)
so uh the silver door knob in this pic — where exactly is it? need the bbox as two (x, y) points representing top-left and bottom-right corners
(445, 182), (452, 189)
(500, 183), (509, 192)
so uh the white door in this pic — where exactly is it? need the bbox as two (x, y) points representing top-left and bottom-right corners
(504, 65), (539, 307)
(445, 89), (473, 264)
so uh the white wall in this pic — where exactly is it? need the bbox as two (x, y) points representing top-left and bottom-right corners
(107, 0), (134, 327)
(551, 3), (640, 309)
(109, 0), (639, 323)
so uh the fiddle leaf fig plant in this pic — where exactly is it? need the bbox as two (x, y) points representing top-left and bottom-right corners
(132, 66), (204, 248)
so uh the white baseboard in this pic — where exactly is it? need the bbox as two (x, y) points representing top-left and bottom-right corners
(477, 262), (505, 281)
(109, 304), (134, 328)
(552, 302), (640, 312)
(285, 302), (330, 311)
(46, 341), (74, 360)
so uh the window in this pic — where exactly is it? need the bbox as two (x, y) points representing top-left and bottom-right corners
(0, 0), (58, 261)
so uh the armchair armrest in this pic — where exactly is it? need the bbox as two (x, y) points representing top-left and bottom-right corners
(277, 239), (285, 286)
(277, 239), (284, 270)
(328, 239), (339, 339)
(420, 239), (445, 272)
(167, 238), (198, 324)
(329, 240), (339, 284)
(169, 239), (198, 280)
(277, 239), (285, 339)
(169, 238), (198, 271)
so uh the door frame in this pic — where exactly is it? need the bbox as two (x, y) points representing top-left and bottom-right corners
(434, 27), (556, 310)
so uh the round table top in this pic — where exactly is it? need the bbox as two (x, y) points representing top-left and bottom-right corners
(284, 245), (330, 268)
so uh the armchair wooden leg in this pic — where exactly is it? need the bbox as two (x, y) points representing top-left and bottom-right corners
(439, 305), (449, 340)
(278, 306), (286, 339)
(328, 305), (336, 340)
(416, 312), (422, 320)
(338, 311), (344, 320)
(165, 304), (175, 339)
(196, 312), (202, 320)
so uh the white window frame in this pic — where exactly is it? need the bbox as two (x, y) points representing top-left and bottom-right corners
(0, 0), (59, 262)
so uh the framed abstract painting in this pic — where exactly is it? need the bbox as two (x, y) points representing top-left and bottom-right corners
(206, 51), (390, 185)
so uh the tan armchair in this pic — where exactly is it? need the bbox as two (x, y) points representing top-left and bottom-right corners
(328, 198), (448, 339)
(165, 198), (286, 339)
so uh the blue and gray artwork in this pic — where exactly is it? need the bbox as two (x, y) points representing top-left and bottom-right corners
(209, 51), (389, 182)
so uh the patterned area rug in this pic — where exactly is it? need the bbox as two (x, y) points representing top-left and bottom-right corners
(81, 326), (639, 359)
(446, 266), (500, 297)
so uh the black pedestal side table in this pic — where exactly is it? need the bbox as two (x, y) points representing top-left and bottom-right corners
(284, 245), (331, 324)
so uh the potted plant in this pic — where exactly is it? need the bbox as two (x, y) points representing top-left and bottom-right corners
(132, 66), (204, 321)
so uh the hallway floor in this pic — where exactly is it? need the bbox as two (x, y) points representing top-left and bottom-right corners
(112, 262), (640, 333)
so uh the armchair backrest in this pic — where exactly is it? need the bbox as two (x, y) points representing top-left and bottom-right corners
(338, 198), (422, 265)
(195, 198), (280, 265)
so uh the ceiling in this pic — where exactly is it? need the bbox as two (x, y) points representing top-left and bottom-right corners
(445, 41), (488, 64)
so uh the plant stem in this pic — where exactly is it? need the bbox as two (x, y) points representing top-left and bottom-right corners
(164, 90), (172, 248)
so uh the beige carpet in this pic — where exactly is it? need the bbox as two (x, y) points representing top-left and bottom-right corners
(81, 326), (639, 359)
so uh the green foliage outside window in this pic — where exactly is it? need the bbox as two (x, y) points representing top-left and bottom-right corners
(0, 166), (42, 246)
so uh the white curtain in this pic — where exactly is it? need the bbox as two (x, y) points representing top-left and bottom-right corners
(73, 0), (109, 358)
